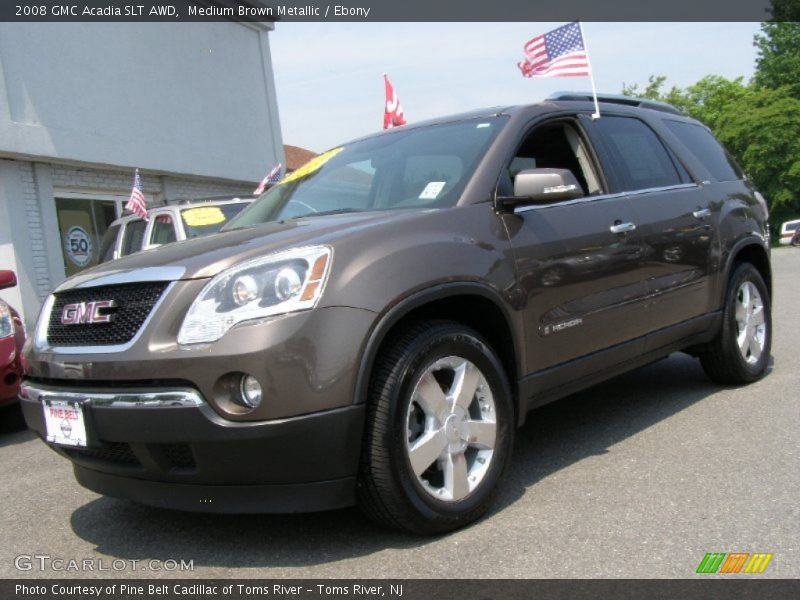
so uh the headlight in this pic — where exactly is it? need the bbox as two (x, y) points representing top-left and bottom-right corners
(177, 246), (332, 345)
(0, 302), (14, 339)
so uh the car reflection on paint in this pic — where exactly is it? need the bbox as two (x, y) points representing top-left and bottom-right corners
(523, 241), (652, 289)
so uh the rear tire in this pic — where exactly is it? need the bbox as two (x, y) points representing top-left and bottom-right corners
(700, 263), (771, 384)
(357, 321), (514, 535)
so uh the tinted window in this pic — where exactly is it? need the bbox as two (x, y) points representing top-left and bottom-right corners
(98, 225), (120, 263)
(593, 116), (682, 191)
(665, 120), (743, 182)
(120, 220), (147, 256)
(150, 214), (177, 245)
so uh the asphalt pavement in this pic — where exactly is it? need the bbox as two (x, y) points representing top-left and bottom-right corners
(1, 249), (797, 579)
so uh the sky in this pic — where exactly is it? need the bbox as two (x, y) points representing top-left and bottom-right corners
(269, 22), (763, 153)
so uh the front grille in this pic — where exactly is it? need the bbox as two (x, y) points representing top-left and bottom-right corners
(47, 282), (168, 347)
(161, 444), (195, 469)
(65, 442), (140, 466)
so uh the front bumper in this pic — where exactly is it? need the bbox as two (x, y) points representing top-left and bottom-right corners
(0, 336), (22, 404)
(21, 382), (365, 513)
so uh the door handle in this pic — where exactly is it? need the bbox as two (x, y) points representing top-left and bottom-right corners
(693, 208), (711, 219)
(609, 222), (636, 234)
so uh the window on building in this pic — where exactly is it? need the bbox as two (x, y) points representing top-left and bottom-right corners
(55, 197), (119, 277)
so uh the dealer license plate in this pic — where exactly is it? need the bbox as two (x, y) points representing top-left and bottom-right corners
(43, 400), (88, 447)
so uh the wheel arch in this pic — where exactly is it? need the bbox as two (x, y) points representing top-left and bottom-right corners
(354, 283), (523, 418)
(723, 238), (772, 301)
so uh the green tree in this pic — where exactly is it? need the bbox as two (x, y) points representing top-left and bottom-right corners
(714, 86), (800, 229)
(753, 22), (800, 97)
(621, 75), (669, 100)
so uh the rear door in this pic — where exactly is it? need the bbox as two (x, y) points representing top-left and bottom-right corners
(586, 115), (715, 338)
(502, 115), (650, 376)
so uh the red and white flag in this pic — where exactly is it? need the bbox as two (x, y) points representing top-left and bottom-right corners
(517, 22), (590, 78)
(125, 169), (148, 220)
(383, 73), (406, 129)
(254, 163), (282, 196)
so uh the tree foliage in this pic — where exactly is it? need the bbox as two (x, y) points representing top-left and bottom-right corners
(753, 22), (800, 97)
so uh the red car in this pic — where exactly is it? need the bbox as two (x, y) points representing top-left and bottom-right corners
(1, 270), (25, 430)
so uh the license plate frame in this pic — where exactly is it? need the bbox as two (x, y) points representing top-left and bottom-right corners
(43, 399), (89, 448)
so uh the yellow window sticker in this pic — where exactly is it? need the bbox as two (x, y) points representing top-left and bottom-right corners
(280, 147), (344, 185)
(182, 207), (226, 227)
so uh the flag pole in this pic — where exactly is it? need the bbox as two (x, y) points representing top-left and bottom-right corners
(578, 21), (601, 119)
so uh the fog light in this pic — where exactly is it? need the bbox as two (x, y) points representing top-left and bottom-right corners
(238, 375), (262, 408)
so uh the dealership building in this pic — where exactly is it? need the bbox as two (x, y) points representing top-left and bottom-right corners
(0, 19), (284, 328)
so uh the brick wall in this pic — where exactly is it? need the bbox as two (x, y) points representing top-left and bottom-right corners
(49, 164), (254, 204)
(19, 163), (52, 301)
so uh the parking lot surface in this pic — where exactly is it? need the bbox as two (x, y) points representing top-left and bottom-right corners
(1, 250), (798, 579)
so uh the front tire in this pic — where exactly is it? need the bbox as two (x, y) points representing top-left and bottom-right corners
(700, 263), (771, 384)
(357, 321), (514, 535)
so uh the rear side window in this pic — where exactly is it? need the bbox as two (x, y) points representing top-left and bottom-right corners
(120, 220), (147, 256)
(98, 225), (120, 263)
(784, 221), (800, 233)
(665, 120), (743, 182)
(593, 116), (682, 191)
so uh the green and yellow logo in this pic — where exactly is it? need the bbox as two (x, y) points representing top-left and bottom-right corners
(696, 552), (773, 574)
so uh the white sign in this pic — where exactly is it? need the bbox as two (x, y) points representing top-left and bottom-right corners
(43, 400), (88, 447)
(419, 181), (446, 200)
(64, 226), (93, 267)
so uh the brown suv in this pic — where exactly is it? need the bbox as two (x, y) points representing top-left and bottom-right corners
(21, 94), (772, 534)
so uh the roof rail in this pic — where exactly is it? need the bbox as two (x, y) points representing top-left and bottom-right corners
(547, 92), (684, 116)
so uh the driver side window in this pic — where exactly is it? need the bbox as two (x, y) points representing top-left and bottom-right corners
(506, 121), (603, 197)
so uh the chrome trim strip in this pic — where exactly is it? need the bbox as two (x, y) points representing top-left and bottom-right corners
(55, 266), (186, 292)
(513, 183), (699, 214)
(35, 282), (176, 355)
(21, 382), (205, 408)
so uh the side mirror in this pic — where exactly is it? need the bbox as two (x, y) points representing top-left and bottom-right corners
(0, 270), (17, 290)
(496, 168), (584, 213)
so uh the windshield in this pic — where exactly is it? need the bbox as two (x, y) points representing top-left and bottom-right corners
(181, 203), (251, 238)
(226, 117), (507, 229)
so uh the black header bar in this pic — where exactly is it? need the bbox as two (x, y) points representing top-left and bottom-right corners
(0, 0), (782, 22)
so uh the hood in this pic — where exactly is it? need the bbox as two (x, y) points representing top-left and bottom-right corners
(56, 210), (420, 292)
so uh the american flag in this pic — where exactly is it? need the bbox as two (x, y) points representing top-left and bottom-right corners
(125, 169), (148, 220)
(254, 163), (282, 195)
(518, 22), (590, 78)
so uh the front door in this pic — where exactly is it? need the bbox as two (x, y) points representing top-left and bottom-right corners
(501, 117), (650, 377)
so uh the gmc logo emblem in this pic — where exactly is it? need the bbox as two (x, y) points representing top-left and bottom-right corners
(60, 300), (117, 325)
